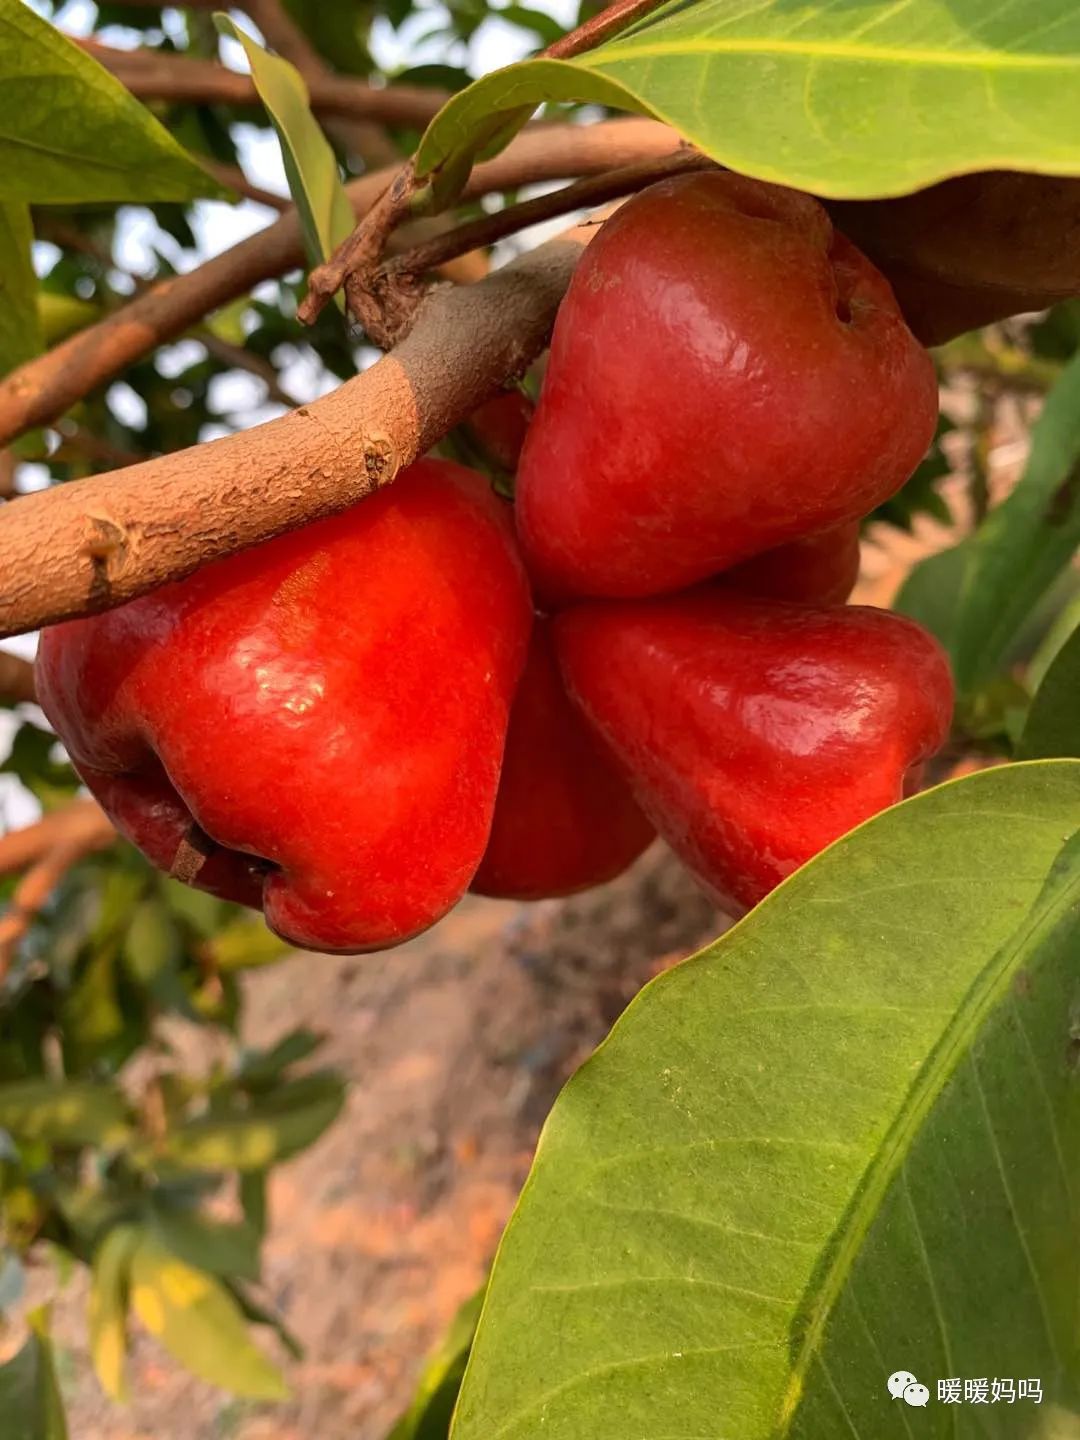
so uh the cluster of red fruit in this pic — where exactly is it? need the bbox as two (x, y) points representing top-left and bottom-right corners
(36, 174), (954, 955)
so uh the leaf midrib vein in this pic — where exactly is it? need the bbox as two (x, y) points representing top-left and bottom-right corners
(774, 851), (1080, 1431)
(585, 37), (1080, 71)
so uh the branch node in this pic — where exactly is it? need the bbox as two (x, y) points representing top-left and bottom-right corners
(80, 515), (129, 565)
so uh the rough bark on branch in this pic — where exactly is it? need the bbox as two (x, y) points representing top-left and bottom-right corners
(0, 118), (676, 449)
(0, 221), (598, 640)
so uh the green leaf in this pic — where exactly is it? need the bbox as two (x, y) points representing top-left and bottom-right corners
(1019, 621), (1080, 759)
(37, 291), (100, 347)
(281, 0), (372, 75)
(497, 5), (564, 48)
(388, 1285), (485, 1440)
(88, 1225), (139, 1401)
(161, 1072), (344, 1172)
(121, 898), (187, 1007)
(209, 916), (289, 971)
(0, 1079), (131, 1147)
(0, 722), (79, 810)
(0, 0), (224, 204)
(239, 1171), (268, 1240)
(128, 1233), (287, 1398)
(416, 0), (1080, 207)
(237, 1028), (323, 1089)
(893, 538), (972, 655)
(451, 761), (1080, 1437)
(0, 204), (41, 376)
(149, 1203), (261, 1283)
(227, 1279), (304, 1362)
(927, 349), (1080, 695)
(214, 15), (354, 269)
(0, 1308), (68, 1440)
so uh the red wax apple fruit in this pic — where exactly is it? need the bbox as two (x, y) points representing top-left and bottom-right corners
(725, 521), (862, 605)
(516, 172), (938, 601)
(555, 590), (953, 911)
(471, 619), (654, 900)
(36, 460), (533, 953)
(464, 389), (535, 474)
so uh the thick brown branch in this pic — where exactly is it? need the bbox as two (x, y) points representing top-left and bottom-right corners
(0, 219), (600, 640)
(0, 119), (675, 448)
(0, 650), (36, 705)
(78, 38), (449, 129)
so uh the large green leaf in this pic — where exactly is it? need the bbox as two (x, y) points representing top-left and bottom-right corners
(0, 0), (224, 204)
(898, 350), (1080, 696)
(1018, 621), (1080, 759)
(0, 1078), (131, 1147)
(0, 203), (41, 376)
(452, 762), (1080, 1438)
(128, 1232), (287, 1398)
(215, 15), (354, 269)
(415, 0), (1080, 204)
(0, 1308), (67, 1440)
(388, 1285), (486, 1440)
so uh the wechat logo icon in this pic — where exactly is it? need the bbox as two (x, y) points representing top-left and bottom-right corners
(888, 1371), (930, 1408)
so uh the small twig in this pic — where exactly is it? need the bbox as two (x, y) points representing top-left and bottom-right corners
(0, 801), (118, 977)
(199, 157), (290, 212)
(299, 160), (418, 327)
(0, 840), (89, 975)
(299, 0), (665, 330)
(196, 330), (297, 408)
(0, 650), (36, 705)
(384, 147), (710, 286)
(0, 800), (116, 878)
(52, 421), (148, 471)
(541, 0), (667, 59)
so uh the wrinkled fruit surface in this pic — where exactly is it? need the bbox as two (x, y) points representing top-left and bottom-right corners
(517, 171), (938, 601)
(37, 460), (532, 953)
(471, 618), (654, 900)
(555, 589), (954, 912)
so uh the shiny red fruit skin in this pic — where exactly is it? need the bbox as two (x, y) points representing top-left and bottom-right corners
(725, 521), (862, 606)
(517, 172), (938, 601)
(471, 618), (654, 900)
(465, 390), (535, 474)
(554, 591), (953, 912)
(37, 460), (533, 954)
